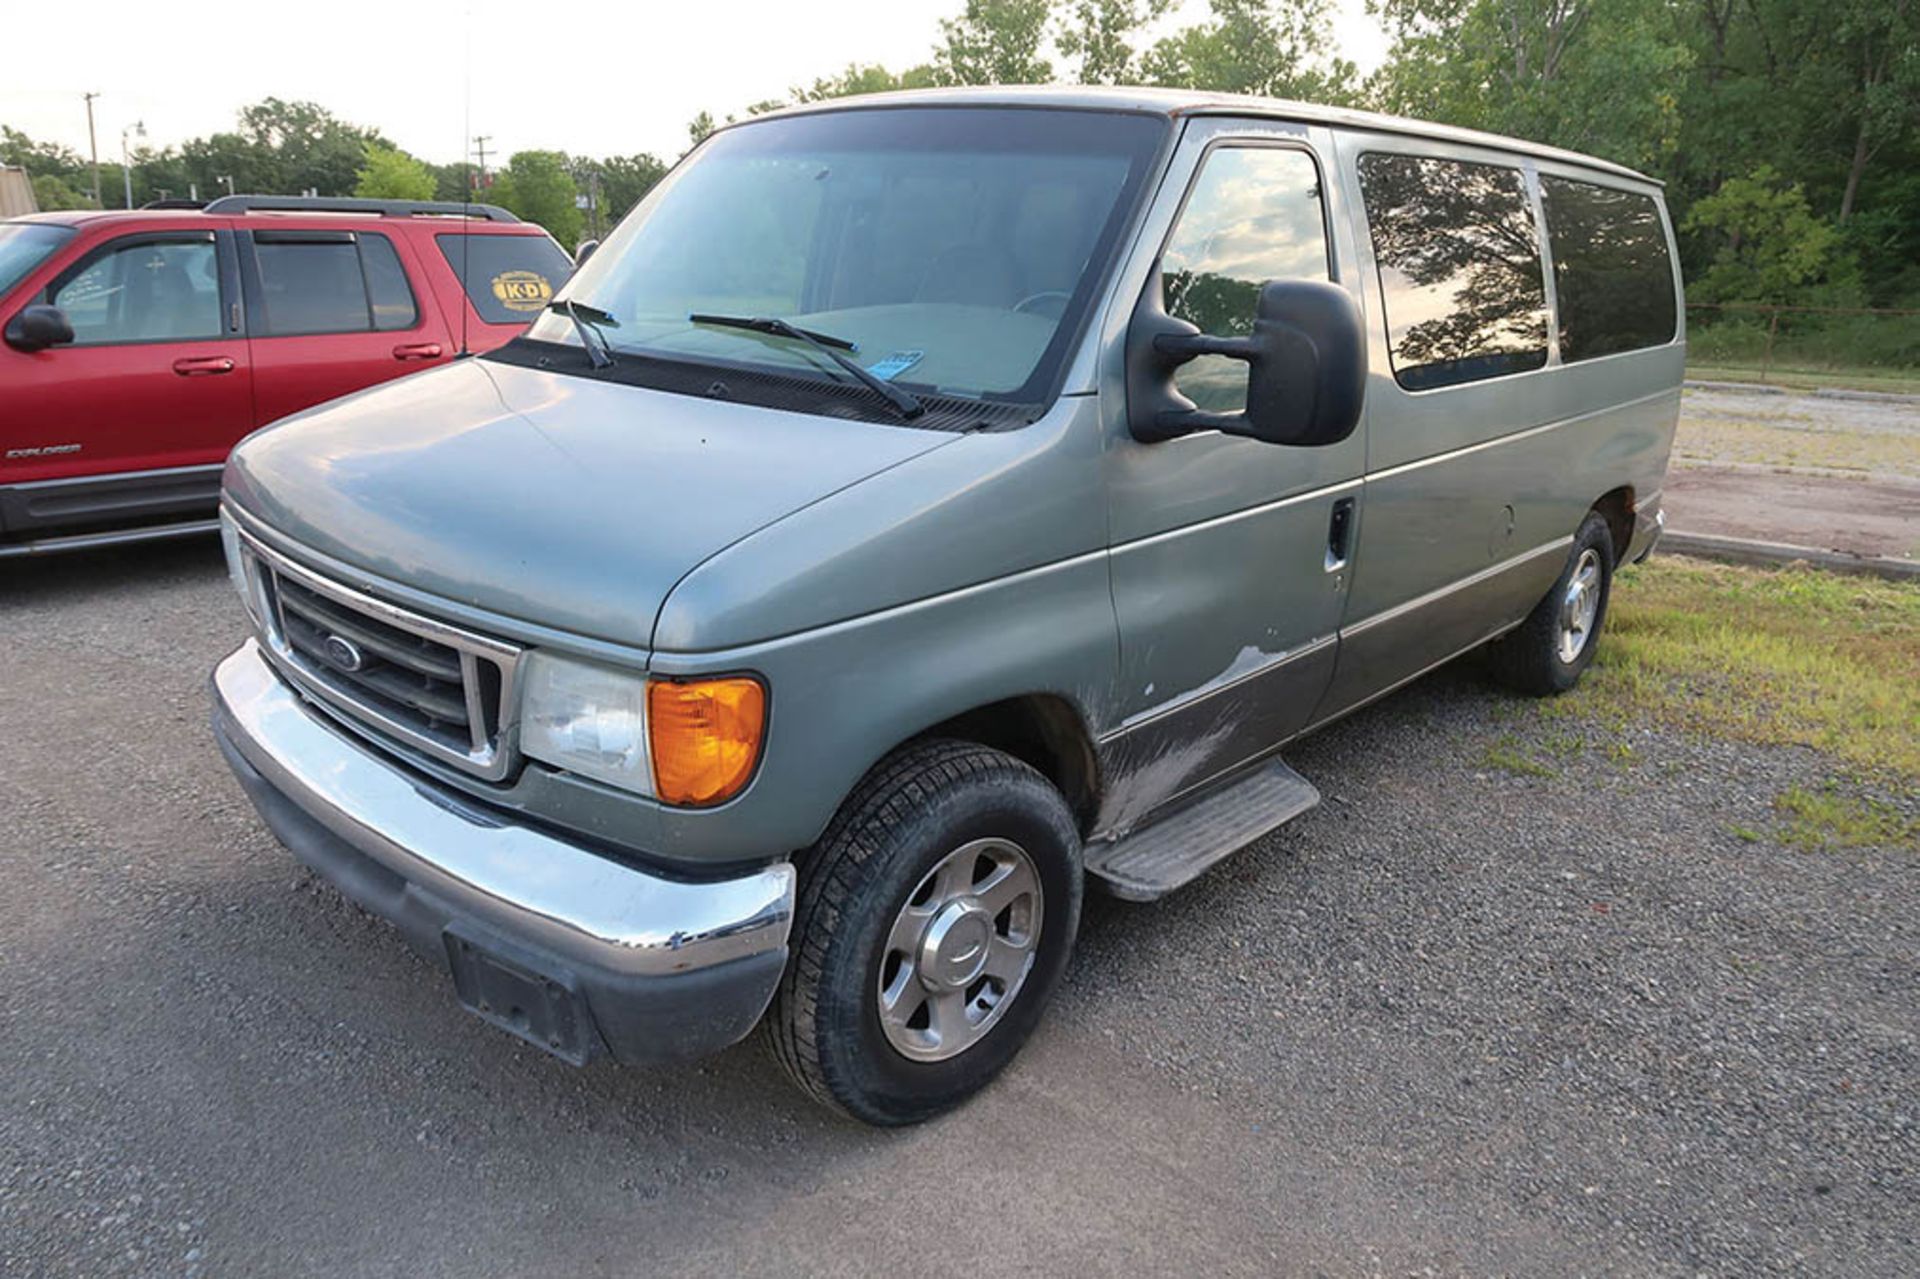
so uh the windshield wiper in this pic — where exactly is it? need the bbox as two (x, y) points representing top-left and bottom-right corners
(688, 313), (924, 420)
(548, 299), (618, 369)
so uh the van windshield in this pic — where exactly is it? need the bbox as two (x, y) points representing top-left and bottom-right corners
(0, 223), (76, 298)
(524, 107), (1167, 409)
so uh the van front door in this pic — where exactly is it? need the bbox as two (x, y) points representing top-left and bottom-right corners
(1097, 118), (1369, 837)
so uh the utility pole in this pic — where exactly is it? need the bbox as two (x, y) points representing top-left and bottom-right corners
(82, 92), (102, 207)
(121, 121), (145, 209)
(472, 135), (492, 190)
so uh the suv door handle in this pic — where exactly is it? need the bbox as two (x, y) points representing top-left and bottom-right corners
(1326, 496), (1356, 572)
(172, 356), (236, 376)
(391, 342), (444, 361)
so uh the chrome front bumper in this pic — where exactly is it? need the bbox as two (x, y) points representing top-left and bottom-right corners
(211, 640), (795, 1064)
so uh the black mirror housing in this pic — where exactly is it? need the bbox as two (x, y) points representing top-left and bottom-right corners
(573, 239), (600, 268)
(1127, 278), (1365, 447)
(4, 304), (76, 354)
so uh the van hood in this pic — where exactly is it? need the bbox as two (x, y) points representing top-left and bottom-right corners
(222, 358), (953, 649)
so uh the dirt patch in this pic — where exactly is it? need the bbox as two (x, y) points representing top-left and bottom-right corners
(1666, 467), (1920, 560)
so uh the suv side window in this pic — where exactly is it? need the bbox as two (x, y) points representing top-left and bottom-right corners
(50, 235), (222, 345)
(251, 231), (418, 336)
(1357, 153), (1549, 391)
(1160, 146), (1331, 413)
(1539, 175), (1676, 361)
(435, 233), (574, 325)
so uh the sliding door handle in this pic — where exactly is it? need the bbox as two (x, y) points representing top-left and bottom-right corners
(1326, 497), (1356, 572)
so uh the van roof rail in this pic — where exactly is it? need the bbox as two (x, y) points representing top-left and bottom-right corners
(201, 195), (519, 223)
(142, 198), (208, 210)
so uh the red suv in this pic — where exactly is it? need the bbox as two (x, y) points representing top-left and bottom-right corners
(0, 196), (573, 557)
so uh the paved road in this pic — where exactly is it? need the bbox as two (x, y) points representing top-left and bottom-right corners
(3, 541), (1915, 1276)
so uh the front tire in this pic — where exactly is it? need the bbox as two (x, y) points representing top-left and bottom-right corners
(1489, 510), (1615, 696)
(766, 739), (1083, 1126)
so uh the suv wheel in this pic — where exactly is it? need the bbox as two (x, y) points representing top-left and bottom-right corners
(1490, 510), (1616, 696)
(766, 739), (1083, 1125)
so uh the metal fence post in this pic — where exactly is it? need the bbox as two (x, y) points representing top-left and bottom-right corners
(1760, 306), (1780, 384)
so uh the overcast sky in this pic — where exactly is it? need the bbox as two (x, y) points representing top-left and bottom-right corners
(3, 0), (1390, 170)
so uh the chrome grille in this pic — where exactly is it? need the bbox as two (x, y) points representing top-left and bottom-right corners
(234, 525), (522, 780)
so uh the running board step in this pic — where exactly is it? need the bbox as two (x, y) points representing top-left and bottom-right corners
(1085, 759), (1320, 902)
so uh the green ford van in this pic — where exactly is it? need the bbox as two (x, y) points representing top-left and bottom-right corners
(212, 87), (1680, 1124)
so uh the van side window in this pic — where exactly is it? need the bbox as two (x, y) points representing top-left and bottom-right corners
(50, 236), (222, 345)
(1540, 176), (1676, 361)
(253, 232), (417, 336)
(1161, 146), (1330, 413)
(1357, 153), (1548, 391)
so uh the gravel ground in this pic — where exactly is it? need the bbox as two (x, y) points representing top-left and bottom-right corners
(3, 540), (1915, 1277)
(1682, 385), (1920, 440)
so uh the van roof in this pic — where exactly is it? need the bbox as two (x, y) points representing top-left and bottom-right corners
(743, 85), (1659, 187)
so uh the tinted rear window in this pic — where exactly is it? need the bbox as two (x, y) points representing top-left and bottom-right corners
(1358, 153), (1549, 391)
(1540, 176), (1676, 362)
(253, 232), (417, 335)
(435, 232), (572, 325)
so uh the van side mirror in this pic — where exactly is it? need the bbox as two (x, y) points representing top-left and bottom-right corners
(1127, 278), (1365, 447)
(4, 304), (76, 354)
(573, 239), (599, 268)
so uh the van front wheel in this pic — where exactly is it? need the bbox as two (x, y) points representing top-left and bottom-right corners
(766, 739), (1083, 1125)
(1490, 511), (1615, 696)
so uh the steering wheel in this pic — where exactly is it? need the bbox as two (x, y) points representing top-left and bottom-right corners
(1012, 290), (1072, 317)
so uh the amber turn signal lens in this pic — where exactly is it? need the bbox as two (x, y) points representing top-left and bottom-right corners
(647, 677), (767, 807)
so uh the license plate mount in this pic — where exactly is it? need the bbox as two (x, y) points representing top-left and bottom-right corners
(443, 923), (596, 1066)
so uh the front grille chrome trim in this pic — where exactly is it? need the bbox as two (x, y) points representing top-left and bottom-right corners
(232, 522), (524, 782)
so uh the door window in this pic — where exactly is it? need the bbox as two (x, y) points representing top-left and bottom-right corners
(50, 237), (222, 345)
(1357, 153), (1549, 391)
(1539, 176), (1677, 361)
(1159, 146), (1331, 413)
(252, 232), (418, 335)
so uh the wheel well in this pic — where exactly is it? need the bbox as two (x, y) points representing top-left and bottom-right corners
(1592, 487), (1635, 563)
(918, 695), (1101, 834)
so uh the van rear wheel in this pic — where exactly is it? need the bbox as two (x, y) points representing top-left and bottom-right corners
(1490, 511), (1615, 696)
(766, 739), (1083, 1126)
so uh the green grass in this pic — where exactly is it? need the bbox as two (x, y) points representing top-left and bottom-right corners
(1774, 784), (1918, 851)
(1688, 363), (1920, 396)
(1480, 735), (1557, 778)
(1542, 557), (1920, 781)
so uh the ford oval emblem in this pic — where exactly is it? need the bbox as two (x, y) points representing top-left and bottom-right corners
(322, 634), (365, 672)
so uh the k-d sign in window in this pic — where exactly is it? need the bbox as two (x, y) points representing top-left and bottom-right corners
(437, 233), (575, 326)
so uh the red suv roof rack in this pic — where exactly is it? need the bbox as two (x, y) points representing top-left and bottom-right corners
(201, 195), (519, 223)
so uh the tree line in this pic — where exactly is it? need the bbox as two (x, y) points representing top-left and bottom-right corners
(4, 0), (1915, 311)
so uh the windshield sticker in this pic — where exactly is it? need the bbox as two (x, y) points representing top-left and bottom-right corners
(491, 270), (554, 313)
(865, 350), (924, 382)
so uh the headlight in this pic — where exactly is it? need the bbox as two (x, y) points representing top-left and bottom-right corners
(519, 652), (654, 795)
(518, 653), (768, 806)
(218, 509), (266, 626)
